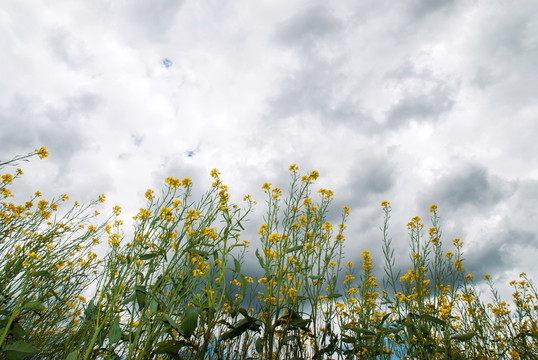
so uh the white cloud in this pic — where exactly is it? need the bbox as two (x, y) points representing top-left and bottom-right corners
(2, 0), (538, 294)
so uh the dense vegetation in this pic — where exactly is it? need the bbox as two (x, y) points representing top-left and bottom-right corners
(1, 149), (536, 359)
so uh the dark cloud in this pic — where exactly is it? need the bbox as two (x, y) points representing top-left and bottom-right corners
(385, 84), (455, 128)
(339, 154), (397, 209)
(418, 163), (517, 212)
(466, 229), (537, 278)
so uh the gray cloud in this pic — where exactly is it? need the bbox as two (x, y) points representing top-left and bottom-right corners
(408, 0), (456, 18)
(385, 84), (455, 128)
(418, 163), (517, 212)
(269, 6), (376, 133)
(48, 29), (92, 69)
(466, 229), (537, 278)
(0, 93), (99, 165)
(275, 6), (343, 50)
(124, 0), (185, 42)
(339, 154), (397, 210)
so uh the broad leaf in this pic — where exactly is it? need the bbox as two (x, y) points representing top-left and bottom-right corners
(109, 316), (122, 344)
(181, 307), (199, 338)
(451, 332), (476, 342)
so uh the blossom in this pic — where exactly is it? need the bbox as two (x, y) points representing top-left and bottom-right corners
(35, 147), (49, 159)
(165, 177), (181, 188)
(28, 252), (41, 260)
(268, 233), (280, 244)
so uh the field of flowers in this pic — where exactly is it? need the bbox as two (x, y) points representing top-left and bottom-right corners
(1, 148), (537, 359)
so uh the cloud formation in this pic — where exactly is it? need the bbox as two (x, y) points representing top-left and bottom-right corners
(2, 0), (538, 290)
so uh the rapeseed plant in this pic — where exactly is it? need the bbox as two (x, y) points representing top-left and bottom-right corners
(0, 150), (537, 359)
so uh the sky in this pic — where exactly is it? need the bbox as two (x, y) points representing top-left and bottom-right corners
(2, 0), (538, 301)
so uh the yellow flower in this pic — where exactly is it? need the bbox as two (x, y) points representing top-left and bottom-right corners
(288, 164), (299, 171)
(318, 188), (334, 199)
(261, 182), (271, 190)
(165, 177), (181, 188)
(342, 206), (350, 215)
(182, 177), (192, 187)
(144, 189), (155, 201)
(380, 200), (390, 208)
(210, 168), (220, 178)
(258, 223), (268, 235)
(322, 221), (333, 232)
(484, 273), (490, 280)
(112, 205), (122, 216)
(27, 252), (41, 260)
(271, 188), (282, 199)
(429, 204), (438, 213)
(268, 233), (280, 244)
(35, 147), (49, 159)
(98, 194), (106, 203)
(1, 174), (13, 184)
(159, 207), (175, 221)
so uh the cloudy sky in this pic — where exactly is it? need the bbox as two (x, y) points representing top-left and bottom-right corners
(2, 0), (538, 295)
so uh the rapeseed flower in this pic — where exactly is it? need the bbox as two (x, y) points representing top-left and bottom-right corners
(35, 147), (49, 159)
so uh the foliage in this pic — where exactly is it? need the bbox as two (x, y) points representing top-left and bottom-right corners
(0, 149), (537, 359)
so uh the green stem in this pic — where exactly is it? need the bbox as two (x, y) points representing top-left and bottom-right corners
(0, 272), (30, 349)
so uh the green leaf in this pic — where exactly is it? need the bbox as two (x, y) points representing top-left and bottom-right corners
(282, 335), (296, 345)
(451, 332), (476, 342)
(66, 351), (78, 360)
(255, 338), (263, 354)
(85, 301), (96, 320)
(161, 313), (181, 332)
(420, 314), (447, 327)
(234, 258), (241, 273)
(140, 253), (159, 261)
(150, 298), (159, 314)
(220, 319), (251, 341)
(187, 249), (209, 258)
(341, 335), (356, 343)
(4, 340), (38, 355)
(237, 308), (253, 321)
(32, 270), (52, 278)
(181, 307), (199, 338)
(22, 301), (45, 313)
(325, 293), (342, 299)
(255, 249), (265, 269)
(134, 286), (147, 309)
(153, 339), (190, 355)
(286, 245), (303, 253)
(355, 328), (376, 336)
(109, 316), (122, 344)
(287, 317), (310, 330)
(11, 323), (27, 340)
